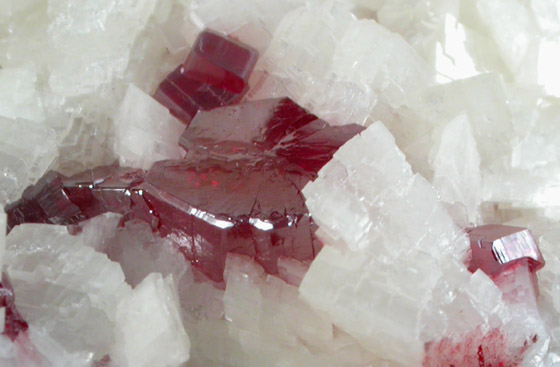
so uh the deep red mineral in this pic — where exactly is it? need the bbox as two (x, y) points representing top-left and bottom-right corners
(0, 274), (28, 341)
(466, 224), (545, 277)
(6, 97), (363, 281)
(153, 29), (258, 125)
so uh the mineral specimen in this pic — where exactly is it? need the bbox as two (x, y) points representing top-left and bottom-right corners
(154, 29), (259, 125)
(3, 1), (560, 366)
(300, 121), (548, 367)
(6, 97), (363, 281)
(467, 224), (545, 277)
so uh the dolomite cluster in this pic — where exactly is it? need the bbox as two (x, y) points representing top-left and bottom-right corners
(1, 0), (560, 367)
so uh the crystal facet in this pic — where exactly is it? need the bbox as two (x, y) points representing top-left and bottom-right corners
(6, 98), (363, 281)
(467, 224), (545, 277)
(153, 30), (259, 125)
(0, 274), (28, 341)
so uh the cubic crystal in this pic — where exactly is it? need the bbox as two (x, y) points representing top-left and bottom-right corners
(467, 224), (545, 277)
(154, 30), (259, 125)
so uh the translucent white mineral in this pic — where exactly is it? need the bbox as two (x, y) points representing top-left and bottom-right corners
(114, 84), (185, 170)
(300, 121), (546, 366)
(0, 208), (5, 269)
(5, 223), (133, 363)
(113, 273), (190, 367)
(2, 0), (560, 365)
(431, 114), (482, 226)
(0, 117), (58, 204)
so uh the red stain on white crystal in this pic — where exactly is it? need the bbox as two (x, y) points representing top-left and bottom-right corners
(423, 225), (545, 367)
(423, 327), (534, 367)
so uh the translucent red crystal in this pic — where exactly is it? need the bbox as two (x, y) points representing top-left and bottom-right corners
(5, 165), (144, 231)
(5, 97), (363, 281)
(466, 224), (545, 277)
(0, 274), (28, 341)
(153, 30), (258, 125)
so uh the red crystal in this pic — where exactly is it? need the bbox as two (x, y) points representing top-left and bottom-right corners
(0, 273), (28, 341)
(466, 224), (545, 277)
(153, 30), (258, 125)
(5, 165), (144, 232)
(179, 97), (364, 174)
(5, 97), (363, 281)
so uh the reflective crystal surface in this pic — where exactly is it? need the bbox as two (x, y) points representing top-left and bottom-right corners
(467, 224), (545, 277)
(154, 30), (259, 125)
(6, 98), (363, 281)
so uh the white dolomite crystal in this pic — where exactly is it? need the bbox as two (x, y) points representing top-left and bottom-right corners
(431, 114), (482, 226)
(5, 223), (133, 363)
(300, 121), (547, 366)
(0, 117), (58, 204)
(113, 273), (190, 367)
(114, 84), (185, 170)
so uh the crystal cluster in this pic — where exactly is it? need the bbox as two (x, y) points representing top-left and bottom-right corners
(2, 0), (560, 366)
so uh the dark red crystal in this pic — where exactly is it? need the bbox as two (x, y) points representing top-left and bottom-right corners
(466, 224), (545, 277)
(5, 165), (144, 232)
(0, 273), (28, 341)
(153, 30), (258, 125)
(6, 97), (363, 281)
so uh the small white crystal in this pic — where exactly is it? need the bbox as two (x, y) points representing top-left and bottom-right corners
(113, 273), (190, 367)
(0, 117), (58, 204)
(0, 68), (45, 122)
(114, 84), (185, 170)
(431, 114), (482, 225)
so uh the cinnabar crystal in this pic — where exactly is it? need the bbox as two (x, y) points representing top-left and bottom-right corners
(0, 274), (28, 341)
(5, 97), (363, 281)
(153, 30), (258, 125)
(466, 224), (545, 277)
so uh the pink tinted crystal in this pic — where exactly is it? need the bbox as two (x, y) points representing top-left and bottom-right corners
(466, 224), (545, 277)
(154, 30), (258, 125)
(0, 274), (28, 341)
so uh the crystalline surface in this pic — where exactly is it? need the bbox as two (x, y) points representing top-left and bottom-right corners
(431, 114), (482, 226)
(179, 98), (365, 172)
(0, 117), (59, 205)
(154, 30), (259, 124)
(7, 97), (362, 281)
(0, 275), (28, 342)
(467, 224), (545, 277)
(300, 121), (547, 366)
(5, 165), (145, 231)
(114, 84), (186, 170)
(113, 273), (190, 367)
(5, 223), (133, 362)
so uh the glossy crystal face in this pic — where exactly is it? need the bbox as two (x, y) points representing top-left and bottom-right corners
(153, 30), (259, 125)
(6, 92), (364, 282)
(467, 224), (545, 277)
